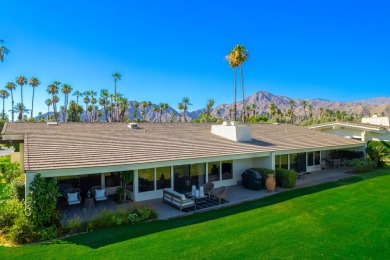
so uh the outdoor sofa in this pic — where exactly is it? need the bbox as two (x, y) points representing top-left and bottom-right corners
(163, 188), (195, 211)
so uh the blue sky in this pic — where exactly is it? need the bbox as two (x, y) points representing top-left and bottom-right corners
(0, 0), (389, 116)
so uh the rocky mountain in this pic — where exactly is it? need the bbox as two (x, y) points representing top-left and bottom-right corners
(40, 90), (390, 122)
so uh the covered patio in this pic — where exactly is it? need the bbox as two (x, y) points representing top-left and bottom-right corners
(60, 167), (351, 222)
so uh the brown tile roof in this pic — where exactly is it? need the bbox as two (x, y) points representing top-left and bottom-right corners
(309, 121), (390, 130)
(1, 122), (364, 171)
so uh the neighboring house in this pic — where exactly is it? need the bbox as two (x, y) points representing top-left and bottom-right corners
(0, 122), (365, 202)
(309, 116), (390, 142)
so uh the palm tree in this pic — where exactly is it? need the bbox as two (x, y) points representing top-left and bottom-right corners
(52, 95), (60, 121)
(226, 48), (239, 121)
(72, 90), (82, 107)
(301, 100), (307, 119)
(181, 97), (191, 122)
(229, 108), (233, 121)
(162, 103), (169, 122)
(11, 103), (30, 121)
(28, 77), (40, 119)
(117, 97), (128, 122)
(83, 91), (91, 122)
(112, 72), (122, 122)
(152, 106), (160, 122)
(232, 44), (249, 123)
(269, 103), (276, 118)
(61, 84), (72, 122)
(308, 104), (313, 119)
(289, 99), (295, 123)
(45, 98), (52, 120)
(0, 89), (10, 120)
(206, 99), (214, 122)
(99, 89), (109, 122)
(177, 103), (184, 122)
(16, 76), (27, 121)
(5, 82), (16, 122)
(251, 103), (256, 117)
(38, 112), (43, 121)
(158, 103), (166, 122)
(0, 40), (9, 62)
(47, 83), (59, 121)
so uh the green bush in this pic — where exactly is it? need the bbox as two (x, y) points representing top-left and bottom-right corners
(10, 177), (25, 201)
(346, 158), (377, 173)
(0, 198), (24, 231)
(66, 215), (84, 233)
(250, 168), (275, 187)
(2, 162), (21, 183)
(367, 141), (390, 167)
(38, 225), (58, 241)
(5, 214), (38, 244)
(275, 168), (298, 188)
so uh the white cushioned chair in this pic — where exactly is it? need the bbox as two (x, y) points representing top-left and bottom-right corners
(63, 188), (81, 207)
(91, 186), (108, 204)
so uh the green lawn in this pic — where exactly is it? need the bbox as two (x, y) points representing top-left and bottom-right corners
(1, 168), (390, 259)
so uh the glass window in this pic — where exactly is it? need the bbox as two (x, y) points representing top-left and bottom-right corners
(138, 168), (154, 192)
(190, 163), (206, 186)
(307, 152), (314, 166)
(174, 165), (190, 193)
(208, 161), (220, 182)
(281, 154), (289, 169)
(314, 151), (320, 165)
(105, 172), (121, 187)
(222, 160), (233, 180)
(274, 155), (280, 169)
(289, 154), (297, 171)
(156, 167), (171, 190)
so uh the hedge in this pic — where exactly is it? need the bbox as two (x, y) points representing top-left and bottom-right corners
(250, 168), (275, 187)
(275, 168), (298, 188)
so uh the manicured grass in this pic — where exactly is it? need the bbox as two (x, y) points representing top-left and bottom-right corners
(1, 167), (390, 259)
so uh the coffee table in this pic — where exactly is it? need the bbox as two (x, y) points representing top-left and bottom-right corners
(185, 193), (207, 209)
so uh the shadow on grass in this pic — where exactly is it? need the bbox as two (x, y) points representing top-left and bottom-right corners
(45, 169), (389, 249)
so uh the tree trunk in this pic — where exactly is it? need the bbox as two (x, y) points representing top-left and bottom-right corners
(11, 90), (14, 122)
(233, 67), (237, 122)
(31, 87), (35, 119)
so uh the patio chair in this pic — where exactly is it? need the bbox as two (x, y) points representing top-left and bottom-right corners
(63, 188), (81, 207)
(210, 186), (227, 204)
(320, 160), (329, 170)
(91, 186), (108, 204)
(203, 182), (214, 198)
(333, 159), (341, 168)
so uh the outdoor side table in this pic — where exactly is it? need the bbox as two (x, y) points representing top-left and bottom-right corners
(84, 197), (94, 210)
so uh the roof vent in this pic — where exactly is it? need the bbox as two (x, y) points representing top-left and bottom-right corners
(47, 122), (58, 126)
(128, 123), (139, 129)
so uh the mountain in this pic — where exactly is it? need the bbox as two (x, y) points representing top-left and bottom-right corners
(39, 90), (390, 122)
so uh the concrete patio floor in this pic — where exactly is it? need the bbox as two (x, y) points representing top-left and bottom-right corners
(60, 167), (351, 222)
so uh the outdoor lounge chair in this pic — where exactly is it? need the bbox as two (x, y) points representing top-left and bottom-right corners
(321, 160), (329, 170)
(63, 188), (81, 207)
(91, 186), (108, 204)
(210, 186), (227, 204)
(203, 182), (214, 198)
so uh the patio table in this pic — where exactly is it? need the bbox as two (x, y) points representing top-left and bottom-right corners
(185, 193), (207, 209)
(84, 197), (94, 210)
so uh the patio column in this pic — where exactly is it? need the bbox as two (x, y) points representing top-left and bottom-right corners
(133, 170), (139, 201)
(25, 172), (36, 203)
(100, 173), (105, 188)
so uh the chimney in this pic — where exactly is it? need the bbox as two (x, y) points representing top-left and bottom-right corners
(211, 122), (252, 142)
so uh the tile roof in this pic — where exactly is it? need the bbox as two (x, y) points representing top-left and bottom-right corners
(309, 121), (390, 130)
(1, 122), (364, 171)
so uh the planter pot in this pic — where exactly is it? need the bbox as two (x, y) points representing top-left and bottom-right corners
(266, 174), (276, 192)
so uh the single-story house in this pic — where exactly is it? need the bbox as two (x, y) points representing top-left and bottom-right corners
(1, 122), (365, 202)
(309, 116), (390, 142)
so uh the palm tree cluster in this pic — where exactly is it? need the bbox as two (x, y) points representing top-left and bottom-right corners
(0, 40), (9, 62)
(226, 44), (249, 123)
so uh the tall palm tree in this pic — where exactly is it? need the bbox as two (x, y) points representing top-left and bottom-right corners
(0, 89), (10, 120)
(0, 40), (9, 62)
(5, 82), (16, 122)
(47, 83), (59, 121)
(301, 100), (307, 119)
(11, 103), (30, 121)
(83, 91), (91, 122)
(99, 89), (110, 122)
(61, 84), (72, 122)
(177, 103), (184, 122)
(152, 106), (160, 122)
(16, 76), (27, 121)
(162, 103), (169, 122)
(289, 99), (295, 123)
(118, 97), (128, 122)
(72, 90), (82, 107)
(141, 101), (148, 120)
(112, 72), (122, 122)
(52, 95), (60, 121)
(308, 104), (313, 119)
(226, 48), (239, 121)
(45, 98), (52, 120)
(232, 44), (249, 123)
(181, 97), (191, 122)
(206, 99), (215, 122)
(28, 77), (41, 119)
(159, 103), (166, 122)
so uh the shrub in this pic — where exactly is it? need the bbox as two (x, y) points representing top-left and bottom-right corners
(251, 168), (275, 187)
(2, 162), (21, 183)
(10, 177), (25, 201)
(5, 214), (38, 244)
(367, 141), (390, 167)
(66, 215), (84, 233)
(275, 168), (298, 188)
(27, 174), (61, 228)
(346, 158), (377, 173)
(38, 225), (58, 241)
(0, 198), (24, 231)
